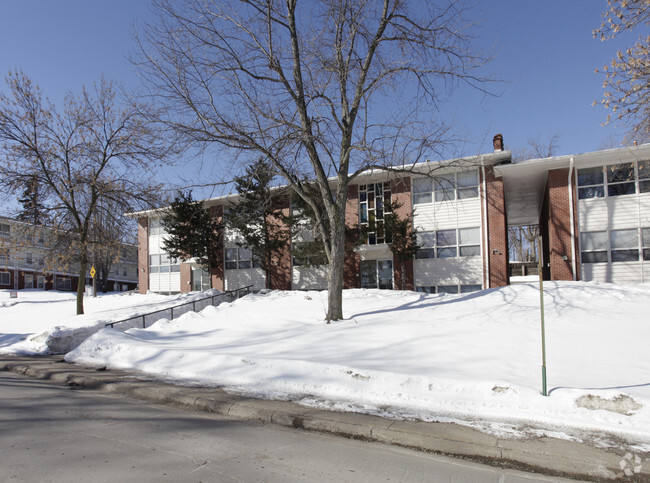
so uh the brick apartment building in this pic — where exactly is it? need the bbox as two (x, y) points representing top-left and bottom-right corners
(132, 138), (650, 294)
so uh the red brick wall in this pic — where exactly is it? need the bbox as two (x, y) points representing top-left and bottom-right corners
(544, 168), (579, 281)
(390, 177), (414, 290)
(482, 166), (509, 288)
(137, 217), (149, 294)
(344, 184), (360, 288)
(180, 263), (192, 293)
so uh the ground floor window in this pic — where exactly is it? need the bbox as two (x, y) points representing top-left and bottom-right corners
(225, 247), (261, 270)
(581, 228), (646, 263)
(55, 277), (72, 291)
(0, 272), (9, 286)
(192, 267), (211, 291)
(361, 259), (393, 289)
(417, 284), (482, 294)
(37, 276), (45, 289)
(24, 274), (33, 289)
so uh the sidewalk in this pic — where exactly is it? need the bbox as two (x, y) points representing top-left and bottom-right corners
(1, 355), (647, 482)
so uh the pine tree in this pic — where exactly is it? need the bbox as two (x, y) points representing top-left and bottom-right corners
(161, 191), (222, 278)
(383, 202), (420, 291)
(17, 177), (48, 224)
(226, 159), (289, 289)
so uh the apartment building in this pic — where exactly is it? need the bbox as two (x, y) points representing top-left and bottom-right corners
(0, 216), (138, 292)
(132, 138), (650, 295)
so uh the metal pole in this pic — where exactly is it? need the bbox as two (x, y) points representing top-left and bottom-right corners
(537, 236), (548, 396)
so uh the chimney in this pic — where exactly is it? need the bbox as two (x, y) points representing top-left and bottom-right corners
(493, 134), (504, 151)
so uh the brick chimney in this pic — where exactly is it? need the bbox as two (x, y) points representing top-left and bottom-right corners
(493, 134), (504, 151)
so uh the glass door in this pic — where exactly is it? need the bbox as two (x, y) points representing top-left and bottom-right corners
(360, 259), (393, 289)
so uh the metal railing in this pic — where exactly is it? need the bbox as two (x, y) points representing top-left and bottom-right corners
(104, 285), (254, 330)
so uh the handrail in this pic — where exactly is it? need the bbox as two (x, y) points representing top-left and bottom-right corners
(104, 285), (254, 330)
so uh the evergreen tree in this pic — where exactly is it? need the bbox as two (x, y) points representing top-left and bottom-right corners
(17, 176), (48, 224)
(161, 191), (222, 279)
(383, 203), (420, 291)
(226, 159), (289, 289)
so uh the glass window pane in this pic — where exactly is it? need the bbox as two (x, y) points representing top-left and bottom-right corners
(578, 186), (604, 199)
(610, 229), (638, 249)
(415, 248), (435, 259)
(170, 264), (180, 272)
(644, 248), (650, 261)
(577, 167), (603, 186)
(580, 231), (607, 251)
(359, 191), (367, 202)
(581, 251), (608, 263)
(460, 245), (480, 257)
(417, 232), (435, 247)
(239, 248), (252, 260)
(607, 163), (634, 183)
(457, 170), (478, 187)
(225, 248), (238, 261)
(459, 227), (480, 245)
(159, 265), (170, 273)
(416, 286), (434, 293)
(607, 182), (635, 197)
(434, 190), (454, 202)
(611, 249), (639, 262)
(438, 285), (459, 294)
(149, 265), (159, 274)
(160, 253), (170, 264)
(238, 260), (252, 269)
(437, 247), (457, 258)
(360, 204), (368, 223)
(460, 284), (482, 293)
(435, 174), (455, 190)
(642, 228), (650, 246)
(436, 229), (456, 247)
(639, 180), (650, 193)
(638, 160), (650, 179)
(225, 261), (237, 270)
(413, 193), (432, 204)
(149, 254), (160, 266)
(457, 187), (478, 199)
(412, 177), (432, 194)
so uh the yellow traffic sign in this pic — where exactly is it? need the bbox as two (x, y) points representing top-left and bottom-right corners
(90, 266), (96, 278)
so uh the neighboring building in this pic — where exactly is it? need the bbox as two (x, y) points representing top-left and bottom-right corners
(131, 137), (650, 295)
(0, 216), (138, 292)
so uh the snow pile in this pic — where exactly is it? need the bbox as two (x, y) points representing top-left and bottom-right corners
(3, 283), (650, 448)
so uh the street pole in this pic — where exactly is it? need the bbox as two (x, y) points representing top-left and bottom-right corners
(537, 236), (547, 396)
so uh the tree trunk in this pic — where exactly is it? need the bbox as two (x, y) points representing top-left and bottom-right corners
(76, 254), (87, 315)
(326, 218), (346, 323)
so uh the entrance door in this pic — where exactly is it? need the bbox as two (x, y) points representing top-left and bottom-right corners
(360, 259), (393, 289)
(24, 274), (34, 289)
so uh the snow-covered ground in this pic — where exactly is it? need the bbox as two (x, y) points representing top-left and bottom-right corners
(1, 282), (649, 451)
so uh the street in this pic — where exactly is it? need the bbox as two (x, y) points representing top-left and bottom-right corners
(0, 371), (575, 482)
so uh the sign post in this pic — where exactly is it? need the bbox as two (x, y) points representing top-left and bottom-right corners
(537, 237), (548, 396)
(90, 266), (97, 298)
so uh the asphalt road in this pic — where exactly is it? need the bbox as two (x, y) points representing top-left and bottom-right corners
(0, 371), (576, 483)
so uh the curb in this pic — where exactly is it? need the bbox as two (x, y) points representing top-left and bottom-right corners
(1, 355), (647, 482)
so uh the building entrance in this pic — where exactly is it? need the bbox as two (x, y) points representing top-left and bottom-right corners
(360, 259), (393, 289)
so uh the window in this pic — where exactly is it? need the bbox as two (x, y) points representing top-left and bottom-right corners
(37, 276), (45, 289)
(56, 277), (72, 291)
(0, 224), (9, 238)
(149, 218), (167, 236)
(413, 170), (479, 205)
(24, 274), (33, 289)
(0, 272), (9, 285)
(643, 228), (650, 261)
(577, 161), (650, 199)
(0, 249), (8, 263)
(225, 247), (260, 270)
(417, 284), (481, 294)
(149, 253), (180, 274)
(580, 231), (607, 263)
(25, 252), (33, 265)
(610, 229), (639, 262)
(123, 267), (128, 277)
(639, 160), (650, 194)
(416, 227), (480, 259)
(359, 182), (391, 244)
(292, 242), (327, 267)
(581, 229), (642, 263)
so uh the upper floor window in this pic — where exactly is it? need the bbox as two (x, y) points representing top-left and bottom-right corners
(359, 182), (391, 245)
(578, 160), (650, 199)
(149, 253), (180, 274)
(225, 247), (261, 270)
(416, 227), (480, 259)
(0, 224), (9, 238)
(412, 170), (479, 204)
(149, 218), (167, 236)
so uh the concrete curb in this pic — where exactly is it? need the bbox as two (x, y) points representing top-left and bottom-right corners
(1, 355), (647, 482)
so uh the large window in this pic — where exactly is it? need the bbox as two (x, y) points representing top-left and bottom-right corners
(644, 228), (650, 261)
(56, 277), (72, 291)
(149, 253), (180, 273)
(359, 182), (391, 244)
(225, 247), (260, 270)
(292, 242), (327, 267)
(149, 218), (167, 236)
(578, 161), (650, 199)
(0, 272), (9, 285)
(416, 227), (480, 259)
(0, 223), (9, 238)
(412, 170), (479, 205)
(417, 284), (481, 294)
(581, 229), (643, 263)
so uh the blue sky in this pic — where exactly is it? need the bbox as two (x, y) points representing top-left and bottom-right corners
(0, 0), (638, 198)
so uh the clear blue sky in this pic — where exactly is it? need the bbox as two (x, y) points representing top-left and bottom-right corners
(0, 0), (637, 198)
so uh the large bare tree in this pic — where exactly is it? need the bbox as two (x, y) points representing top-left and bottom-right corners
(0, 71), (170, 314)
(136, 0), (490, 321)
(594, 0), (650, 142)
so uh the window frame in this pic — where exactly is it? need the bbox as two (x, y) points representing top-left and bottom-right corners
(416, 227), (481, 259)
(0, 271), (9, 285)
(359, 182), (392, 245)
(412, 170), (479, 205)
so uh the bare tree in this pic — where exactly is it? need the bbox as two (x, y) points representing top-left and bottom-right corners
(594, 0), (650, 142)
(511, 134), (560, 163)
(0, 71), (170, 314)
(136, 0), (491, 321)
